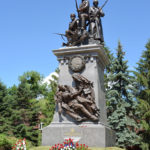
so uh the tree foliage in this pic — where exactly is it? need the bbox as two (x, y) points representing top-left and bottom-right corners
(0, 71), (58, 146)
(105, 42), (140, 148)
(134, 40), (150, 150)
(0, 81), (9, 134)
(39, 69), (58, 126)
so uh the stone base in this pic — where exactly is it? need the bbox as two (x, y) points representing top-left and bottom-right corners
(43, 45), (115, 147)
(42, 122), (115, 147)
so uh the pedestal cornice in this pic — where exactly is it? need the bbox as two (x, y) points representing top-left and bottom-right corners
(52, 44), (109, 68)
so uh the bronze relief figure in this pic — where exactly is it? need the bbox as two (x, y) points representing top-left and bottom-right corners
(55, 73), (100, 122)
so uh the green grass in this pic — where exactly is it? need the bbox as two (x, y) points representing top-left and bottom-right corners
(29, 146), (50, 150)
(29, 147), (125, 150)
(90, 148), (125, 150)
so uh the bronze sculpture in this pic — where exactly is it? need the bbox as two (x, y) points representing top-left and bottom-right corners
(55, 73), (100, 122)
(63, 14), (80, 46)
(56, 0), (108, 47)
(89, 0), (105, 44)
(78, 0), (90, 30)
(63, 13), (88, 46)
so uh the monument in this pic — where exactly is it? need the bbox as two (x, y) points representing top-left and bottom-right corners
(42, 0), (115, 147)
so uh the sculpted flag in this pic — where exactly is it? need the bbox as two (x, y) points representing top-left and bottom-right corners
(55, 73), (100, 122)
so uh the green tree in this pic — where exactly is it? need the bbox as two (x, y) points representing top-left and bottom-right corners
(0, 81), (8, 133)
(134, 40), (150, 150)
(40, 69), (59, 126)
(1, 85), (19, 136)
(11, 71), (47, 145)
(106, 41), (140, 148)
(104, 46), (115, 93)
(17, 71), (47, 108)
(0, 70), (58, 145)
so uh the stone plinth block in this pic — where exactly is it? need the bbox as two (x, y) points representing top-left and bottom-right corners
(42, 123), (115, 147)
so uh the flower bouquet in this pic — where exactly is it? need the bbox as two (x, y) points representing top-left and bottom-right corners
(49, 138), (89, 150)
(12, 138), (26, 150)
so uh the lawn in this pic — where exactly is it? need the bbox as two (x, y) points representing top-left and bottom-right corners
(29, 147), (125, 150)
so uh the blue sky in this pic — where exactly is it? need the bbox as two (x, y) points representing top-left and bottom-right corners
(0, 0), (150, 87)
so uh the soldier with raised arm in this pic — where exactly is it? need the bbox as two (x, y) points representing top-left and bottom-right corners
(55, 77), (99, 122)
(78, 0), (90, 30)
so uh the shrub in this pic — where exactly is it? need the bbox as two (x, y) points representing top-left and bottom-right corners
(0, 134), (16, 150)
(0, 134), (32, 150)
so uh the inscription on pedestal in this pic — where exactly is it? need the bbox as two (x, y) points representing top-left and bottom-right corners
(64, 128), (82, 142)
(64, 128), (81, 136)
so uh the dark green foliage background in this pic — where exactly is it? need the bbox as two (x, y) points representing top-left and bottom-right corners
(134, 40), (150, 150)
(105, 42), (140, 148)
(105, 40), (150, 150)
(0, 71), (57, 146)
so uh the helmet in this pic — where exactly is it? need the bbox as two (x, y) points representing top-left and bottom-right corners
(70, 13), (76, 18)
(93, 0), (99, 4)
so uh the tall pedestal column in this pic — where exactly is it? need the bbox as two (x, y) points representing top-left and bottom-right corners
(42, 44), (115, 147)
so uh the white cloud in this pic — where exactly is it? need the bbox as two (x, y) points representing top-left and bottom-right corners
(42, 72), (59, 85)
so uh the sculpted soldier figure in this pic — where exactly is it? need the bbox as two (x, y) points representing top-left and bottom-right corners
(72, 73), (100, 118)
(55, 74), (100, 122)
(55, 84), (98, 122)
(56, 0), (108, 46)
(78, 0), (90, 30)
(64, 14), (80, 46)
(89, 0), (105, 43)
(55, 85), (84, 121)
(64, 13), (88, 46)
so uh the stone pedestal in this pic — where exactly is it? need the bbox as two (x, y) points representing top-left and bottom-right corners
(42, 123), (115, 147)
(42, 44), (115, 147)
